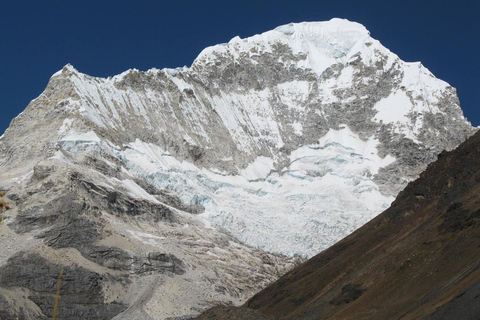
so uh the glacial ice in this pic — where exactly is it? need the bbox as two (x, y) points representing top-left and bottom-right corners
(56, 123), (395, 258)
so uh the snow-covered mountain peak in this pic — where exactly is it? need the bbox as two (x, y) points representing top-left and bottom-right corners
(194, 19), (377, 74)
(0, 19), (475, 319)
(1, 19), (473, 259)
(50, 63), (80, 78)
(272, 19), (370, 45)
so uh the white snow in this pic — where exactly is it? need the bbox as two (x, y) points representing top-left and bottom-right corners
(121, 179), (160, 203)
(127, 230), (165, 246)
(58, 118), (74, 135)
(295, 125), (396, 176)
(60, 130), (101, 142)
(208, 88), (285, 153)
(169, 74), (193, 92)
(373, 91), (413, 124)
(292, 122), (303, 135)
(121, 139), (198, 173)
(277, 81), (310, 112)
(194, 19), (371, 75)
(240, 157), (275, 181)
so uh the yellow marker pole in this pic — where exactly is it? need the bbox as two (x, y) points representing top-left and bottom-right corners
(0, 206), (4, 235)
(52, 268), (64, 320)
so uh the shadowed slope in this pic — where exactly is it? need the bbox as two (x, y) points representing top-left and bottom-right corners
(197, 130), (480, 319)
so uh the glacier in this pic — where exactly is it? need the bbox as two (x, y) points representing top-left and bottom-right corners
(73, 125), (396, 257)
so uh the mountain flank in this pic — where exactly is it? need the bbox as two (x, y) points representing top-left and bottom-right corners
(197, 129), (480, 319)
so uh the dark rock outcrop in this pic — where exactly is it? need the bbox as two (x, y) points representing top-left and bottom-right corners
(0, 252), (128, 320)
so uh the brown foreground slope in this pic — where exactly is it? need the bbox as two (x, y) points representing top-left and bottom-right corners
(197, 130), (480, 320)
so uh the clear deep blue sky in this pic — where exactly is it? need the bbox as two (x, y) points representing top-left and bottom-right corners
(1, 1), (479, 135)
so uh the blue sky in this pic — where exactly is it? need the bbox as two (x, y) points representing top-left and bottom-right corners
(1, 1), (478, 135)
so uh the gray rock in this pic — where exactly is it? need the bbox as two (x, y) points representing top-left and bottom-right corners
(0, 251), (128, 320)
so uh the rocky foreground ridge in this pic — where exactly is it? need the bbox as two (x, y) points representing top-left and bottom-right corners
(0, 19), (475, 319)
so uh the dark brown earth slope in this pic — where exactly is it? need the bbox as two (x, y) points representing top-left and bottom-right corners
(197, 130), (480, 320)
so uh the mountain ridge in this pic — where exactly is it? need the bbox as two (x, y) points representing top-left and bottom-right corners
(1, 20), (472, 257)
(0, 19), (475, 319)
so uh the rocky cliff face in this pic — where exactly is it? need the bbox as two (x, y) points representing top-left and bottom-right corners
(0, 161), (299, 319)
(0, 18), (474, 319)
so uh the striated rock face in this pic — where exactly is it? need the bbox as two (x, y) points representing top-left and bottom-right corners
(0, 19), (474, 319)
(0, 159), (299, 319)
